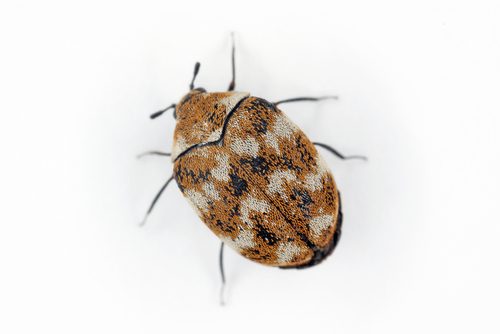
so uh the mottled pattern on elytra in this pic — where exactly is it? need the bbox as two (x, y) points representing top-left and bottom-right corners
(174, 146), (313, 265)
(173, 94), (339, 267)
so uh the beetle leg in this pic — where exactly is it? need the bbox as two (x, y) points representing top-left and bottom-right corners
(140, 175), (174, 226)
(313, 142), (367, 161)
(219, 242), (226, 306)
(274, 96), (338, 106)
(136, 151), (171, 159)
(227, 32), (236, 91)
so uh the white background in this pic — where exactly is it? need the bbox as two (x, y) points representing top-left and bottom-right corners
(1, 0), (499, 333)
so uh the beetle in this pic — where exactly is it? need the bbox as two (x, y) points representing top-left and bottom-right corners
(140, 35), (365, 301)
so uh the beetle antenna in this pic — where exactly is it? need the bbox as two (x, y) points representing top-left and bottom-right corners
(189, 62), (201, 90)
(228, 32), (236, 91)
(150, 103), (176, 119)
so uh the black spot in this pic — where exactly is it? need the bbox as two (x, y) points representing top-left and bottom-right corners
(291, 188), (314, 218)
(173, 171), (184, 192)
(181, 167), (210, 184)
(255, 224), (279, 246)
(249, 98), (275, 111)
(295, 136), (315, 167)
(324, 180), (336, 205)
(229, 172), (248, 196)
(207, 111), (216, 123)
(283, 217), (316, 250)
(252, 116), (269, 134)
(215, 220), (235, 233)
(228, 204), (240, 218)
(240, 156), (270, 175)
(279, 155), (302, 173)
(280, 192), (344, 269)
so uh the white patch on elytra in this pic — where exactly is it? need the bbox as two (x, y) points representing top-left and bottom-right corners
(264, 114), (298, 154)
(230, 137), (260, 157)
(304, 155), (329, 192)
(185, 189), (210, 216)
(267, 170), (296, 198)
(264, 132), (280, 153)
(273, 114), (297, 138)
(212, 153), (230, 182)
(221, 195), (269, 252)
(205, 128), (222, 142)
(219, 92), (250, 112)
(276, 242), (302, 264)
(222, 229), (256, 252)
(193, 149), (209, 158)
(309, 214), (334, 238)
(240, 195), (270, 226)
(172, 136), (189, 161)
(202, 182), (220, 201)
(231, 113), (245, 129)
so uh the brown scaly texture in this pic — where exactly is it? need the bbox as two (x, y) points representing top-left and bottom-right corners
(172, 91), (340, 267)
(171, 90), (249, 160)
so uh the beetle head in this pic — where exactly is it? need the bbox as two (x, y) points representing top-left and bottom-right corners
(149, 62), (205, 120)
(174, 87), (206, 119)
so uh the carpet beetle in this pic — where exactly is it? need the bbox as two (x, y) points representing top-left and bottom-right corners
(141, 35), (365, 298)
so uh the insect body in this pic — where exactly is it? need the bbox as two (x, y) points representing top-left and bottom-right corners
(171, 90), (341, 267)
(141, 36), (364, 295)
